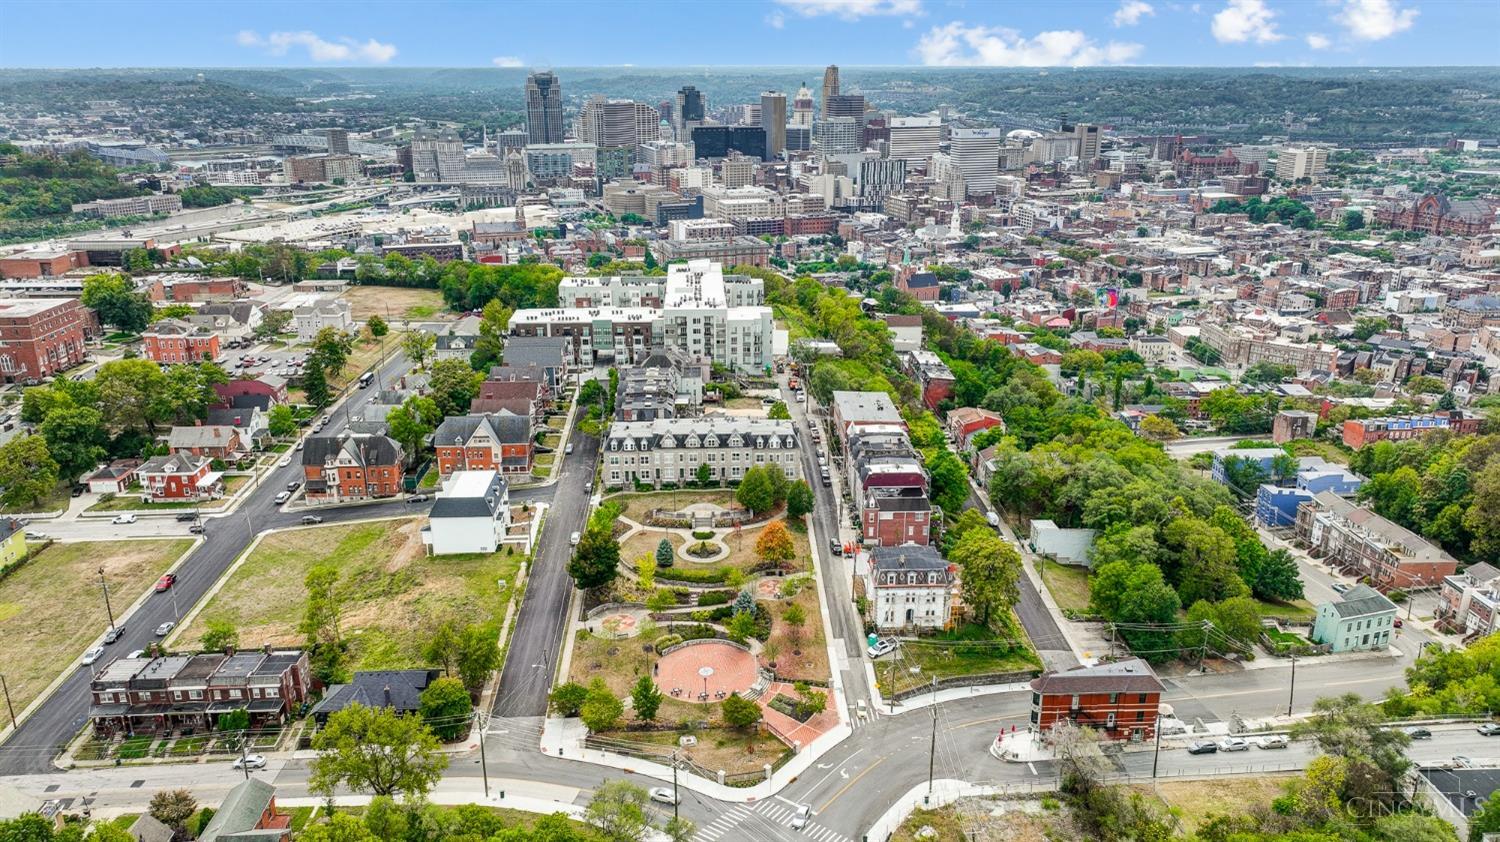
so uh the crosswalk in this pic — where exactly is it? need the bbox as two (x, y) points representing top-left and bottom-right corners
(693, 799), (852, 842)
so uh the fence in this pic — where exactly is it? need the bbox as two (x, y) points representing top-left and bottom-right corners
(659, 636), (753, 658)
(889, 669), (1040, 702)
(585, 602), (646, 620)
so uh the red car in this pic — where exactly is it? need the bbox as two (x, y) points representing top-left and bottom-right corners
(154, 574), (177, 593)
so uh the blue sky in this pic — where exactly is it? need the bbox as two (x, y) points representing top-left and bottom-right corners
(2, 0), (1495, 67)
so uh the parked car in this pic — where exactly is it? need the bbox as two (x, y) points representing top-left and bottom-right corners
(1332, 582), (1351, 595)
(648, 787), (678, 805)
(233, 753), (267, 771)
(126, 649), (145, 659)
(154, 621), (175, 637)
(1477, 723), (1500, 737)
(295, 440), (305, 451)
(570, 531), (581, 546)
(81, 646), (104, 666)
(300, 515), (323, 525)
(868, 638), (898, 658)
(103, 625), (125, 644)
(154, 574), (176, 593)
(1394, 618), (1403, 628)
(287, 480), (301, 493)
(1251, 735), (1288, 749)
(71, 485), (87, 498)
(407, 493), (429, 503)
(274, 491), (291, 505)
(320, 415), (332, 425)
(565, 443), (574, 454)
(1186, 741), (1218, 755)
(790, 805), (811, 830)
(188, 524), (206, 534)
(175, 512), (198, 522)
(24, 531), (49, 541)
(986, 511), (1000, 527)
(111, 513), (137, 525)
(829, 539), (842, 556)
(1405, 727), (1433, 740)
(278, 456), (292, 468)
(1217, 737), (1250, 752)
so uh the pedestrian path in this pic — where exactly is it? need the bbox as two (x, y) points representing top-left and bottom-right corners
(693, 798), (852, 842)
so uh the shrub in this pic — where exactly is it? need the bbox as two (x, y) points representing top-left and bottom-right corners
(1387, 589), (1408, 603)
(692, 529), (715, 540)
(657, 566), (729, 584)
(697, 590), (734, 607)
(654, 634), (683, 649)
(677, 624), (718, 641)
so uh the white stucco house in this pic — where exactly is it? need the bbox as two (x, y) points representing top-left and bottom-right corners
(423, 470), (511, 555)
(864, 544), (956, 632)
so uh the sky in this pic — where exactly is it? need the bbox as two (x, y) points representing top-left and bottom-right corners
(1, 0), (1496, 68)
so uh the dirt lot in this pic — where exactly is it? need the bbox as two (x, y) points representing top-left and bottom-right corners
(179, 519), (522, 670)
(0, 539), (192, 713)
(340, 286), (448, 321)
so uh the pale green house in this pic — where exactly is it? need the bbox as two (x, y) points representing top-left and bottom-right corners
(1312, 584), (1398, 653)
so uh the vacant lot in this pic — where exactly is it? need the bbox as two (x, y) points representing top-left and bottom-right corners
(0, 539), (192, 713)
(1038, 560), (1091, 614)
(1129, 775), (1297, 834)
(878, 617), (1042, 696)
(762, 584), (827, 682)
(341, 286), (447, 321)
(179, 519), (522, 671)
(605, 490), (737, 523)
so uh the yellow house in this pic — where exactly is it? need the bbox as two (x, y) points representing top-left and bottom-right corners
(0, 519), (27, 569)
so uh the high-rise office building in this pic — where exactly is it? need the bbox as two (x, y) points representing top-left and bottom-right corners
(824, 94), (865, 119)
(816, 117), (863, 156)
(760, 92), (787, 160)
(821, 65), (840, 117)
(950, 128), (1003, 196)
(1274, 146), (1328, 181)
(888, 116), (943, 163)
(525, 71), (564, 145)
(410, 129), (465, 182)
(786, 125), (811, 153)
(691, 126), (767, 160)
(721, 156), (756, 189)
(495, 130), (529, 153)
(1062, 120), (1100, 171)
(792, 85), (814, 127)
(324, 128), (349, 155)
(576, 97), (661, 149)
(674, 85), (705, 137)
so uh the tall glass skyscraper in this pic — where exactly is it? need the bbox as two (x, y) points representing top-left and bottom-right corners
(525, 71), (564, 145)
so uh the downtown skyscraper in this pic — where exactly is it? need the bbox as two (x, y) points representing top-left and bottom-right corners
(760, 91), (787, 160)
(525, 71), (564, 145)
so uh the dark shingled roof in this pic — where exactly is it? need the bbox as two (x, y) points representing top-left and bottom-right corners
(1030, 658), (1164, 696)
(312, 669), (440, 720)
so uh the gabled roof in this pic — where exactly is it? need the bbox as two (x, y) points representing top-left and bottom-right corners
(301, 433), (403, 469)
(312, 669), (439, 718)
(198, 778), (277, 842)
(434, 412), (531, 447)
(139, 453), (211, 476)
(1327, 584), (1397, 618)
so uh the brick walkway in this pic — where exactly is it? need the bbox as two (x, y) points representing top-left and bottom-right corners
(758, 681), (838, 748)
(655, 642), (758, 704)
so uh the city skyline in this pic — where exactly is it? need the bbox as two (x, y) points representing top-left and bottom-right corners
(2, 0), (1496, 68)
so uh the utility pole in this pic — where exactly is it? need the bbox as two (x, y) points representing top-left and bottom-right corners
(0, 674), (15, 729)
(98, 567), (116, 631)
(1196, 620), (1210, 673)
(926, 675), (937, 804)
(238, 732), (251, 780)
(477, 711), (490, 798)
(671, 748), (680, 820)
(1151, 710), (1162, 779)
(1286, 651), (1297, 717)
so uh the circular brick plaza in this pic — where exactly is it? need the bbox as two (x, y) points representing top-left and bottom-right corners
(655, 641), (758, 704)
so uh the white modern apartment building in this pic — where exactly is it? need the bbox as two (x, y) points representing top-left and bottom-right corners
(603, 417), (799, 489)
(1275, 147), (1329, 182)
(509, 260), (774, 372)
(888, 116), (943, 163)
(423, 470), (511, 555)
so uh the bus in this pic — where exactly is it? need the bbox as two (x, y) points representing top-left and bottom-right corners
(358, 371), (375, 389)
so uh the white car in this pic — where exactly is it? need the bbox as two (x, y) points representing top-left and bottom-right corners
(154, 621), (176, 637)
(570, 531), (581, 546)
(278, 455), (292, 467)
(867, 638), (897, 659)
(274, 491), (291, 505)
(112, 514), (137, 525)
(126, 649), (145, 659)
(233, 753), (267, 770)
(81, 646), (105, 666)
(648, 787), (679, 805)
(1251, 735), (1289, 749)
(1217, 737), (1250, 752)
(790, 804), (811, 830)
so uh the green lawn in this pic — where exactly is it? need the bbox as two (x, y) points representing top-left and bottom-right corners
(1038, 559), (1092, 614)
(116, 736), (153, 759)
(419, 469), (441, 489)
(178, 519), (523, 671)
(877, 618), (1042, 696)
(1255, 597), (1316, 622)
(0, 483), (71, 514)
(1263, 627), (1306, 646)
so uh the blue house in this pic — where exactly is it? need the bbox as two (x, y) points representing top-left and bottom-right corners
(1311, 585), (1398, 653)
(1255, 459), (1365, 528)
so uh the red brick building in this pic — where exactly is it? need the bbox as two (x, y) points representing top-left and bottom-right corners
(143, 318), (221, 365)
(146, 276), (249, 303)
(433, 413), (534, 476)
(0, 298), (92, 383)
(905, 350), (955, 411)
(1030, 658), (1164, 743)
(0, 248), (89, 279)
(137, 453), (222, 501)
(302, 434), (405, 502)
(946, 407), (1006, 451)
(215, 376), (288, 406)
(1341, 412), (1483, 450)
(1375, 194), (1495, 237)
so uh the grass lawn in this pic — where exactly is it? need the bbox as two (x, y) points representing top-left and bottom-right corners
(1263, 627), (1307, 646)
(0, 539), (192, 714)
(1129, 775), (1297, 835)
(116, 735), (154, 759)
(546, 415), (565, 430)
(622, 518), (812, 582)
(600, 724), (791, 778)
(1038, 559), (1092, 614)
(762, 585), (828, 682)
(606, 490), (737, 523)
(893, 806), (971, 842)
(535, 453), (556, 468)
(540, 432), (562, 449)
(328, 334), (397, 391)
(178, 519), (523, 671)
(1255, 597), (1316, 622)
(878, 617), (1042, 697)
(88, 475), (248, 513)
(341, 286), (446, 321)
(724, 397), (762, 410)
(1283, 439), (1350, 465)
(419, 469), (441, 489)
(0, 482), (71, 514)
(167, 735), (210, 756)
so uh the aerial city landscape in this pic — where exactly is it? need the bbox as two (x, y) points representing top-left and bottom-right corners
(0, 0), (1499, 840)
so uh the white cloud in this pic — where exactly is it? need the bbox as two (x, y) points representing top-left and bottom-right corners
(1305, 32), (1332, 49)
(1335, 0), (1417, 41)
(766, 11), (786, 28)
(1113, 0), (1156, 27)
(914, 22), (1143, 66)
(775, 0), (924, 20)
(491, 56), (524, 67)
(236, 30), (397, 63)
(1211, 0), (1284, 43)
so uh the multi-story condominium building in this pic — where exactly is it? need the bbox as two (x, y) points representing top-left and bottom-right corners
(1295, 490), (1458, 591)
(408, 129), (465, 182)
(830, 390), (905, 449)
(71, 194), (182, 218)
(433, 413), (533, 477)
(669, 218), (737, 242)
(1341, 411), (1483, 449)
(1028, 659), (1164, 743)
(640, 140), (694, 170)
(423, 470), (511, 556)
(817, 117), (864, 156)
(89, 650), (310, 736)
(283, 154), (361, 184)
(511, 261), (773, 372)
(888, 116), (942, 163)
(0, 297), (91, 382)
(576, 97), (661, 149)
(1436, 562), (1500, 639)
(524, 143), (597, 185)
(613, 350), (706, 421)
(866, 544), (955, 632)
(603, 417), (799, 489)
(848, 425), (931, 547)
(525, 71), (564, 145)
(720, 156), (757, 189)
(301, 433), (405, 502)
(1274, 146), (1328, 181)
(1198, 322), (1339, 372)
(651, 236), (772, 268)
(559, 269), (763, 309)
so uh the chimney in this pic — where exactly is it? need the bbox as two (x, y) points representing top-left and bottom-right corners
(384, 685), (392, 707)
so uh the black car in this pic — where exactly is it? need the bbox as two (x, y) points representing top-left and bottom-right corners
(175, 512), (198, 522)
(188, 523), (206, 534)
(102, 625), (125, 645)
(1405, 727), (1433, 740)
(1186, 741), (1218, 755)
(829, 538), (842, 556)
(71, 485), (87, 497)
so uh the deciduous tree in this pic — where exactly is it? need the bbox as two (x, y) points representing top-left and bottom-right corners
(569, 528), (620, 590)
(631, 674), (663, 722)
(947, 529), (1021, 627)
(309, 704), (447, 799)
(579, 678), (623, 732)
(401, 330), (437, 371)
(786, 480), (814, 518)
(418, 676), (472, 741)
(0, 435), (57, 509)
(755, 520), (796, 563)
(584, 779), (651, 842)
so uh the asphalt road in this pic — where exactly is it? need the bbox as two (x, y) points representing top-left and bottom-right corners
(0, 349), (418, 775)
(490, 391), (596, 719)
